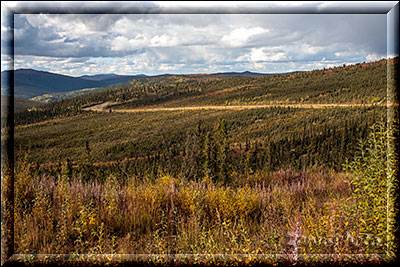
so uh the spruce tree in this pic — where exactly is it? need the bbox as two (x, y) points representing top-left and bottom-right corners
(214, 119), (230, 183)
(203, 131), (217, 181)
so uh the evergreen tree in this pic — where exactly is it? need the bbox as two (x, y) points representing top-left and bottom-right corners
(214, 119), (231, 183)
(182, 130), (199, 180)
(203, 131), (217, 180)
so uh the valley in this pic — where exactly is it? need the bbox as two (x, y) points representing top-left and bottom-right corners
(7, 58), (398, 263)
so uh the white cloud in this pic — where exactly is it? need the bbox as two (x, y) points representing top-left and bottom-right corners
(13, 27), (26, 39)
(112, 17), (138, 36)
(221, 27), (269, 47)
(366, 53), (384, 61)
(248, 47), (288, 62)
(297, 43), (324, 55)
(150, 34), (180, 47)
(334, 51), (350, 57)
(111, 35), (147, 51)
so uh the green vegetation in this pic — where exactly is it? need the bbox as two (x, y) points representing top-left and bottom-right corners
(15, 106), (385, 175)
(8, 58), (398, 265)
(300, 121), (397, 258)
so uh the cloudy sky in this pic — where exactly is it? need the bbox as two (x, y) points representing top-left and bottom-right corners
(1, 1), (398, 76)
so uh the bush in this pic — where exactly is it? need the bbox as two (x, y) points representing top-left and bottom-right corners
(345, 121), (396, 254)
(300, 120), (398, 259)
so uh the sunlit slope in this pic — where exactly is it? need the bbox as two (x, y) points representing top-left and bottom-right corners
(111, 59), (388, 110)
(14, 59), (389, 126)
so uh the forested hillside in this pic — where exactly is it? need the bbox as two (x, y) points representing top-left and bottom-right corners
(15, 106), (385, 175)
(9, 58), (397, 264)
(14, 59), (388, 126)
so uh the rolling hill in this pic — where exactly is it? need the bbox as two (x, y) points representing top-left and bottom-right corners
(78, 73), (148, 85)
(1, 95), (41, 113)
(0, 68), (306, 102)
(1, 69), (104, 99)
(0, 69), (149, 99)
(13, 58), (390, 126)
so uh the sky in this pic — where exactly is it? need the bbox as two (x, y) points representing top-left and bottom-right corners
(1, 1), (398, 76)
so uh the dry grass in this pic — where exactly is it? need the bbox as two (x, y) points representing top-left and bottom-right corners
(15, 163), (352, 257)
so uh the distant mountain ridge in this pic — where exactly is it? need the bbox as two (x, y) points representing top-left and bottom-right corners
(79, 73), (119, 81)
(1, 69), (149, 99)
(1, 68), (305, 100)
(78, 73), (148, 84)
(212, 71), (268, 76)
(1, 69), (104, 99)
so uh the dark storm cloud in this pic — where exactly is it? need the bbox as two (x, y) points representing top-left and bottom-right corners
(233, 14), (387, 56)
(13, 15), (120, 58)
(12, 14), (227, 58)
(12, 13), (387, 59)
